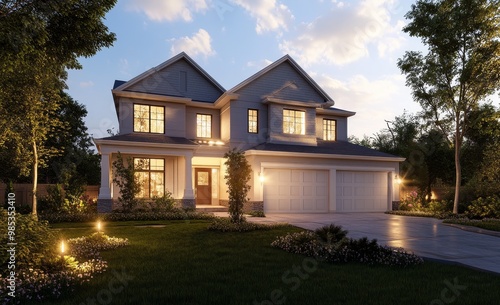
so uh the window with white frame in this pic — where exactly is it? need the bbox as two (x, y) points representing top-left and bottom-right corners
(133, 104), (164, 133)
(323, 119), (336, 141)
(197, 114), (212, 138)
(283, 109), (305, 135)
(134, 158), (164, 198)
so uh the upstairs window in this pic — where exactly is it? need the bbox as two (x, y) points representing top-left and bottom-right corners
(134, 158), (165, 198)
(197, 114), (212, 138)
(323, 119), (337, 141)
(283, 109), (305, 135)
(134, 104), (164, 133)
(248, 109), (258, 133)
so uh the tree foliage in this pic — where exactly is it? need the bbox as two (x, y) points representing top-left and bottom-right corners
(224, 149), (252, 223)
(397, 0), (500, 213)
(0, 0), (116, 215)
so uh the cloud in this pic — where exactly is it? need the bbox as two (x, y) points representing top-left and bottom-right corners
(80, 81), (95, 88)
(316, 73), (416, 137)
(127, 0), (209, 22)
(170, 29), (216, 58)
(230, 0), (293, 34)
(246, 59), (273, 69)
(280, 0), (405, 65)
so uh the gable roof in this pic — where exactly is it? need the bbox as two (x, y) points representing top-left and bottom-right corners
(113, 52), (225, 93)
(227, 54), (335, 104)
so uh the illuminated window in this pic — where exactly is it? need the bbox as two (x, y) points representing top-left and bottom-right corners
(197, 114), (212, 138)
(323, 119), (336, 141)
(134, 158), (164, 198)
(248, 109), (258, 133)
(283, 109), (305, 135)
(133, 104), (164, 133)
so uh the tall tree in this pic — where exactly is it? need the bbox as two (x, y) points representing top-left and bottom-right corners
(0, 0), (116, 215)
(397, 0), (500, 213)
(40, 91), (101, 187)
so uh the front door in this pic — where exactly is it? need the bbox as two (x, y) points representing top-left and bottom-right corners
(195, 168), (211, 205)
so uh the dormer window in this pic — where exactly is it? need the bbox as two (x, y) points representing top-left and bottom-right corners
(283, 109), (305, 135)
(323, 119), (336, 141)
(197, 114), (212, 138)
(133, 104), (164, 133)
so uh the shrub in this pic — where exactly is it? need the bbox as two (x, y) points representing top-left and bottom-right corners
(314, 224), (348, 244)
(38, 210), (215, 223)
(39, 184), (65, 213)
(151, 191), (176, 211)
(271, 223), (424, 267)
(207, 217), (287, 232)
(112, 152), (141, 212)
(248, 210), (265, 217)
(0, 209), (58, 270)
(224, 149), (251, 223)
(466, 195), (500, 219)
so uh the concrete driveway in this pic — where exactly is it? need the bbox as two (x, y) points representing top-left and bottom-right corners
(246, 213), (500, 274)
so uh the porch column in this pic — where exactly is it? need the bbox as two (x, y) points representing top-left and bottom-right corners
(98, 153), (113, 212)
(183, 153), (195, 199)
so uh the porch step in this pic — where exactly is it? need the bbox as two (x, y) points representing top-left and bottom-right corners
(196, 205), (228, 213)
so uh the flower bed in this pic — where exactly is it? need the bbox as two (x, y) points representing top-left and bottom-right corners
(271, 224), (424, 267)
(0, 233), (128, 304)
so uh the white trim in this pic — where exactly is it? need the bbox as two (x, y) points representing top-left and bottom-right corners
(95, 139), (197, 151)
(246, 150), (405, 162)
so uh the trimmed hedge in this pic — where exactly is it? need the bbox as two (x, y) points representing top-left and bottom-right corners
(39, 209), (215, 223)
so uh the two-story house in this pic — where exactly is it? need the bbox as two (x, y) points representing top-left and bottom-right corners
(94, 52), (403, 213)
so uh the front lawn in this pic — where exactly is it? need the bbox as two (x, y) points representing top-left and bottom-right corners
(36, 220), (500, 305)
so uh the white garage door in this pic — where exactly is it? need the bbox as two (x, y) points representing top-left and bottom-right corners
(336, 171), (388, 212)
(264, 169), (329, 213)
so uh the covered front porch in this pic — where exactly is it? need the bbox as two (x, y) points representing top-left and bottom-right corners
(94, 135), (228, 212)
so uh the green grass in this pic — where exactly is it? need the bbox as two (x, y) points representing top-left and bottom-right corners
(32, 220), (500, 305)
(443, 218), (500, 232)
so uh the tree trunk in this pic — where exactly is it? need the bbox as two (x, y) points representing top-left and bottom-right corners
(453, 130), (461, 214)
(32, 140), (38, 217)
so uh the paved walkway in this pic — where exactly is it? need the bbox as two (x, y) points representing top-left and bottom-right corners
(216, 213), (500, 274)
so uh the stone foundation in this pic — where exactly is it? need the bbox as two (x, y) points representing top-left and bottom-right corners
(177, 199), (195, 210)
(97, 199), (113, 213)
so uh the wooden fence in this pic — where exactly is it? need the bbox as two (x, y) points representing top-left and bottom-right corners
(0, 184), (99, 207)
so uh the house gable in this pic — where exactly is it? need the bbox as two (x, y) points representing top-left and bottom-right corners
(115, 52), (225, 103)
(229, 55), (333, 104)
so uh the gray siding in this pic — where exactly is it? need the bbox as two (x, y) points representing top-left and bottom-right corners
(127, 59), (223, 103)
(229, 100), (269, 147)
(234, 62), (326, 103)
(186, 107), (221, 139)
(315, 115), (348, 141)
(267, 103), (317, 146)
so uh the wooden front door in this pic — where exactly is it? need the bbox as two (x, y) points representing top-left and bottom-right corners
(195, 168), (211, 205)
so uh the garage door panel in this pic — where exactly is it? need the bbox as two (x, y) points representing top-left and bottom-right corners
(264, 168), (329, 213)
(336, 171), (388, 212)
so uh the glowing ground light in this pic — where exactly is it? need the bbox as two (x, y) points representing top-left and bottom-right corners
(60, 241), (65, 254)
(97, 221), (102, 233)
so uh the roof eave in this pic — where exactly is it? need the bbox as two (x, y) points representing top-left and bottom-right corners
(245, 149), (405, 162)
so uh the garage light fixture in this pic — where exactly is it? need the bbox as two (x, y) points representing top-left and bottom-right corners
(259, 172), (265, 183)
